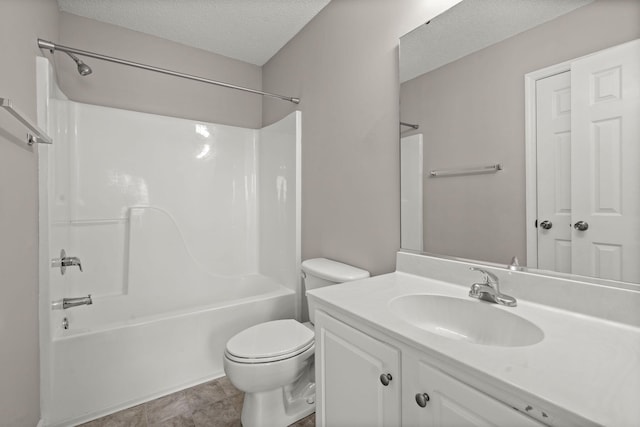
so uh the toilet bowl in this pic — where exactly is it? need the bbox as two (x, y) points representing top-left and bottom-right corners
(223, 258), (370, 427)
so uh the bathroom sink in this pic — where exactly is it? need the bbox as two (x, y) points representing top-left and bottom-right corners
(389, 294), (544, 347)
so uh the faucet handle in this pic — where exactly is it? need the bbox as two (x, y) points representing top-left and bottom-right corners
(469, 267), (498, 285)
(63, 256), (83, 272)
(469, 267), (516, 307)
(51, 249), (83, 275)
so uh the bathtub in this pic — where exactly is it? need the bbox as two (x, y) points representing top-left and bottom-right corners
(43, 164), (299, 426)
(46, 276), (294, 426)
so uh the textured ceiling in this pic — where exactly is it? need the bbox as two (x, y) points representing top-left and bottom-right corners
(400, 0), (594, 82)
(57, 0), (331, 66)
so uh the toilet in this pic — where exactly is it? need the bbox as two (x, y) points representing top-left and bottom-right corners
(223, 258), (370, 427)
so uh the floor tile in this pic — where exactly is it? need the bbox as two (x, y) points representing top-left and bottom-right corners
(216, 376), (242, 397)
(145, 391), (191, 425)
(185, 379), (228, 411)
(289, 412), (316, 427)
(191, 398), (240, 427)
(154, 414), (196, 427)
(227, 392), (244, 414)
(75, 376), (314, 427)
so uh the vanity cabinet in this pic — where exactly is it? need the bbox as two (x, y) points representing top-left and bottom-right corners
(315, 309), (544, 427)
(314, 310), (401, 426)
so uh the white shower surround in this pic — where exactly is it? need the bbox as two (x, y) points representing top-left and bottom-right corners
(36, 57), (301, 426)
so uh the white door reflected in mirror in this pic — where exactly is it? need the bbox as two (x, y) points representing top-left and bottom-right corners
(530, 40), (640, 283)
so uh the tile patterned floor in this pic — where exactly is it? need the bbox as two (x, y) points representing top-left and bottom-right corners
(78, 376), (315, 427)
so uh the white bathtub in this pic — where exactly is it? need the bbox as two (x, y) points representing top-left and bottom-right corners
(46, 276), (294, 426)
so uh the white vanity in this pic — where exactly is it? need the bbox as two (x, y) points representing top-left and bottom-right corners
(307, 252), (640, 426)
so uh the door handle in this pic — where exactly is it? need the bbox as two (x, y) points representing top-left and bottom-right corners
(540, 220), (552, 230)
(574, 221), (589, 231)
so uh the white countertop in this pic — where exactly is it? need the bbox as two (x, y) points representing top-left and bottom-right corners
(307, 271), (640, 427)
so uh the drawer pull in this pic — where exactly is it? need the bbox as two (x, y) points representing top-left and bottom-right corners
(415, 392), (430, 407)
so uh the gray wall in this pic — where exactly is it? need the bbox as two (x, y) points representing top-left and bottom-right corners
(262, 0), (461, 275)
(0, 1), (59, 425)
(57, 12), (263, 128)
(400, 0), (640, 265)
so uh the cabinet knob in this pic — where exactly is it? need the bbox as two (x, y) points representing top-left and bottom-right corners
(379, 373), (392, 386)
(415, 392), (430, 407)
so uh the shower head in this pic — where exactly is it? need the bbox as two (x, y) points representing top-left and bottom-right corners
(65, 52), (92, 76)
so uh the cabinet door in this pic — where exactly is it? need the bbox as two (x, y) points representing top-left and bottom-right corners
(408, 361), (544, 427)
(315, 310), (401, 427)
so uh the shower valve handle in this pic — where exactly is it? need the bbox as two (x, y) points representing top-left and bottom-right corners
(62, 256), (83, 272)
(52, 249), (83, 275)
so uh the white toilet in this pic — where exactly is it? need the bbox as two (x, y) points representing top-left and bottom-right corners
(223, 258), (370, 427)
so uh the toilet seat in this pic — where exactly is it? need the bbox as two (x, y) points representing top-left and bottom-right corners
(225, 319), (314, 364)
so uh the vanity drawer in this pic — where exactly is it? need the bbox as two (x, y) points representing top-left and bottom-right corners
(405, 359), (545, 427)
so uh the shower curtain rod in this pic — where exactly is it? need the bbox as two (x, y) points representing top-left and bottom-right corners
(37, 39), (300, 105)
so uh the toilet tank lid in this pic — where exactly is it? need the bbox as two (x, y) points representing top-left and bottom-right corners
(301, 258), (370, 282)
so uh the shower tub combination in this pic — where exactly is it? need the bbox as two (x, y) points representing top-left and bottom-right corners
(36, 57), (301, 426)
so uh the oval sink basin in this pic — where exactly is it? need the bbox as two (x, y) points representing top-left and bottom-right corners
(389, 294), (544, 347)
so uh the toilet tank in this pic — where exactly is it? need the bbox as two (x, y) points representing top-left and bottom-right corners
(302, 258), (370, 323)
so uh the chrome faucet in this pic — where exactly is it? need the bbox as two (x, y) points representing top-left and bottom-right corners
(63, 295), (92, 309)
(469, 267), (517, 307)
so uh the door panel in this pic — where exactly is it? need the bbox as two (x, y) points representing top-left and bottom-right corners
(571, 39), (640, 282)
(536, 71), (572, 272)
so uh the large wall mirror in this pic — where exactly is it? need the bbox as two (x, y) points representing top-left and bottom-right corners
(399, 0), (640, 288)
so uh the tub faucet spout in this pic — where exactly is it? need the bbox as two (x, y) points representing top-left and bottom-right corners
(63, 295), (92, 309)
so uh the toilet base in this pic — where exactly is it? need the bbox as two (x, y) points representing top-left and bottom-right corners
(241, 367), (316, 427)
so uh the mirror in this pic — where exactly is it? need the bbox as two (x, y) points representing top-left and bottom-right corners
(399, 0), (640, 287)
